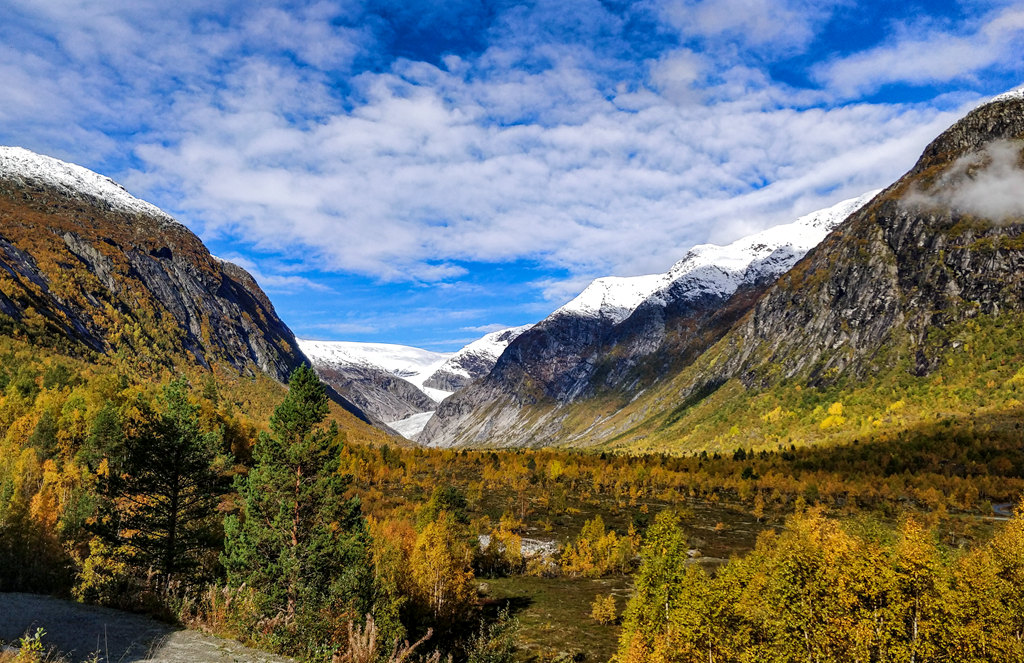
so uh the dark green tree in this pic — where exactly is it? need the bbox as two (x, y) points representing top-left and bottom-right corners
(78, 401), (126, 470)
(28, 409), (59, 457)
(223, 364), (371, 635)
(108, 378), (223, 582)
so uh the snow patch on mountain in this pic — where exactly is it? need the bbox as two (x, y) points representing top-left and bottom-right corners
(298, 339), (451, 384)
(0, 146), (178, 225)
(429, 325), (533, 380)
(555, 275), (666, 324)
(552, 191), (878, 325)
(989, 84), (1024, 104)
(656, 190), (879, 304)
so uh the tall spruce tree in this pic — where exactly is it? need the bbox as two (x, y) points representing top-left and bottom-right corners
(111, 378), (222, 582)
(223, 364), (371, 630)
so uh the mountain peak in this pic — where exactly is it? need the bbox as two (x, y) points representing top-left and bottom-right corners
(0, 146), (177, 227)
(659, 191), (880, 304)
(555, 275), (666, 324)
(423, 324), (533, 390)
(550, 191), (878, 328)
(989, 83), (1024, 105)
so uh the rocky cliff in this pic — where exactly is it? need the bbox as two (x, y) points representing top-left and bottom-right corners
(0, 147), (369, 429)
(582, 93), (1024, 451)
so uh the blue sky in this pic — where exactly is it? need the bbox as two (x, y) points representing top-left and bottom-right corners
(2, 0), (1023, 350)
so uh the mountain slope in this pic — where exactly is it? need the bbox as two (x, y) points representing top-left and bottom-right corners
(422, 325), (532, 391)
(419, 192), (876, 448)
(0, 146), (380, 435)
(300, 327), (529, 438)
(583, 92), (1024, 452)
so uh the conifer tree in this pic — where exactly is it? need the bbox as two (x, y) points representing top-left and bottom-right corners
(107, 378), (222, 582)
(223, 364), (371, 631)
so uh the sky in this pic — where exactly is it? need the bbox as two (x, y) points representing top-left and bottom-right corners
(2, 0), (1023, 351)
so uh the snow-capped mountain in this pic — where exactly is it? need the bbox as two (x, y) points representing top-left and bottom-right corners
(0, 147), (179, 226)
(554, 191), (877, 326)
(418, 191), (879, 448)
(299, 328), (530, 439)
(423, 325), (533, 391)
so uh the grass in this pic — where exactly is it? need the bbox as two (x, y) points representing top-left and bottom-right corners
(473, 495), (770, 662)
(482, 575), (632, 662)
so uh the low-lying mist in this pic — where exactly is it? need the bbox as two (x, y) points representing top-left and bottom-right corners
(906, 139), (1024, 222)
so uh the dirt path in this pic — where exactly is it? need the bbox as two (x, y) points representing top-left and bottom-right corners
(0, 593), (293, 663)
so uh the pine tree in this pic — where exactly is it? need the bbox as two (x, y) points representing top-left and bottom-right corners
(223, 364), (371, 632)
(108, 378), (222, 582)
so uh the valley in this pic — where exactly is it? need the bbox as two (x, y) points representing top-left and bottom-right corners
(1, 43), (1024, 663)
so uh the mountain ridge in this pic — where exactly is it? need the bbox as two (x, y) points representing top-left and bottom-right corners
(418, 191), (878, 448)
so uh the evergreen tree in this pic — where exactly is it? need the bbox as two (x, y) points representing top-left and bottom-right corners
(107, 378), (222, 582)
(223, 364), (371, 633)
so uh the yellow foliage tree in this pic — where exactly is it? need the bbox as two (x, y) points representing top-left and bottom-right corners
(410, 514), (475, 623)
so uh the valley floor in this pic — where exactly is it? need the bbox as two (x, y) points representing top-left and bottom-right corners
(481, 575), (630, 661)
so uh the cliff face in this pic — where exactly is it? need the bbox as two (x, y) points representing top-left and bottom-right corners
(708, 96), (1024, 391)
(0, 148), (307, 384)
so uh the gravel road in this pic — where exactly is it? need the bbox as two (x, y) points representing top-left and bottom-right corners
(0, 593), (293, 663)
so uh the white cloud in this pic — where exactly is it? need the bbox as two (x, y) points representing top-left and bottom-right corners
(125, 55), (964, 293)
(656, 0), (838, 53)
(905, 139), (1024, 221)
(648, 49), (706, 103)
(302, 321), (381, 335)
(461, 323), (512, 334)
(216, 254), (334, 294)
(816, 6), (1024, 96)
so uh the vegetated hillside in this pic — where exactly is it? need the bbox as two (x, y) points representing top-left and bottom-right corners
(0, 147), (382, 439)
(597, 93), (1024, 453)
(419, 192), (875, 448)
